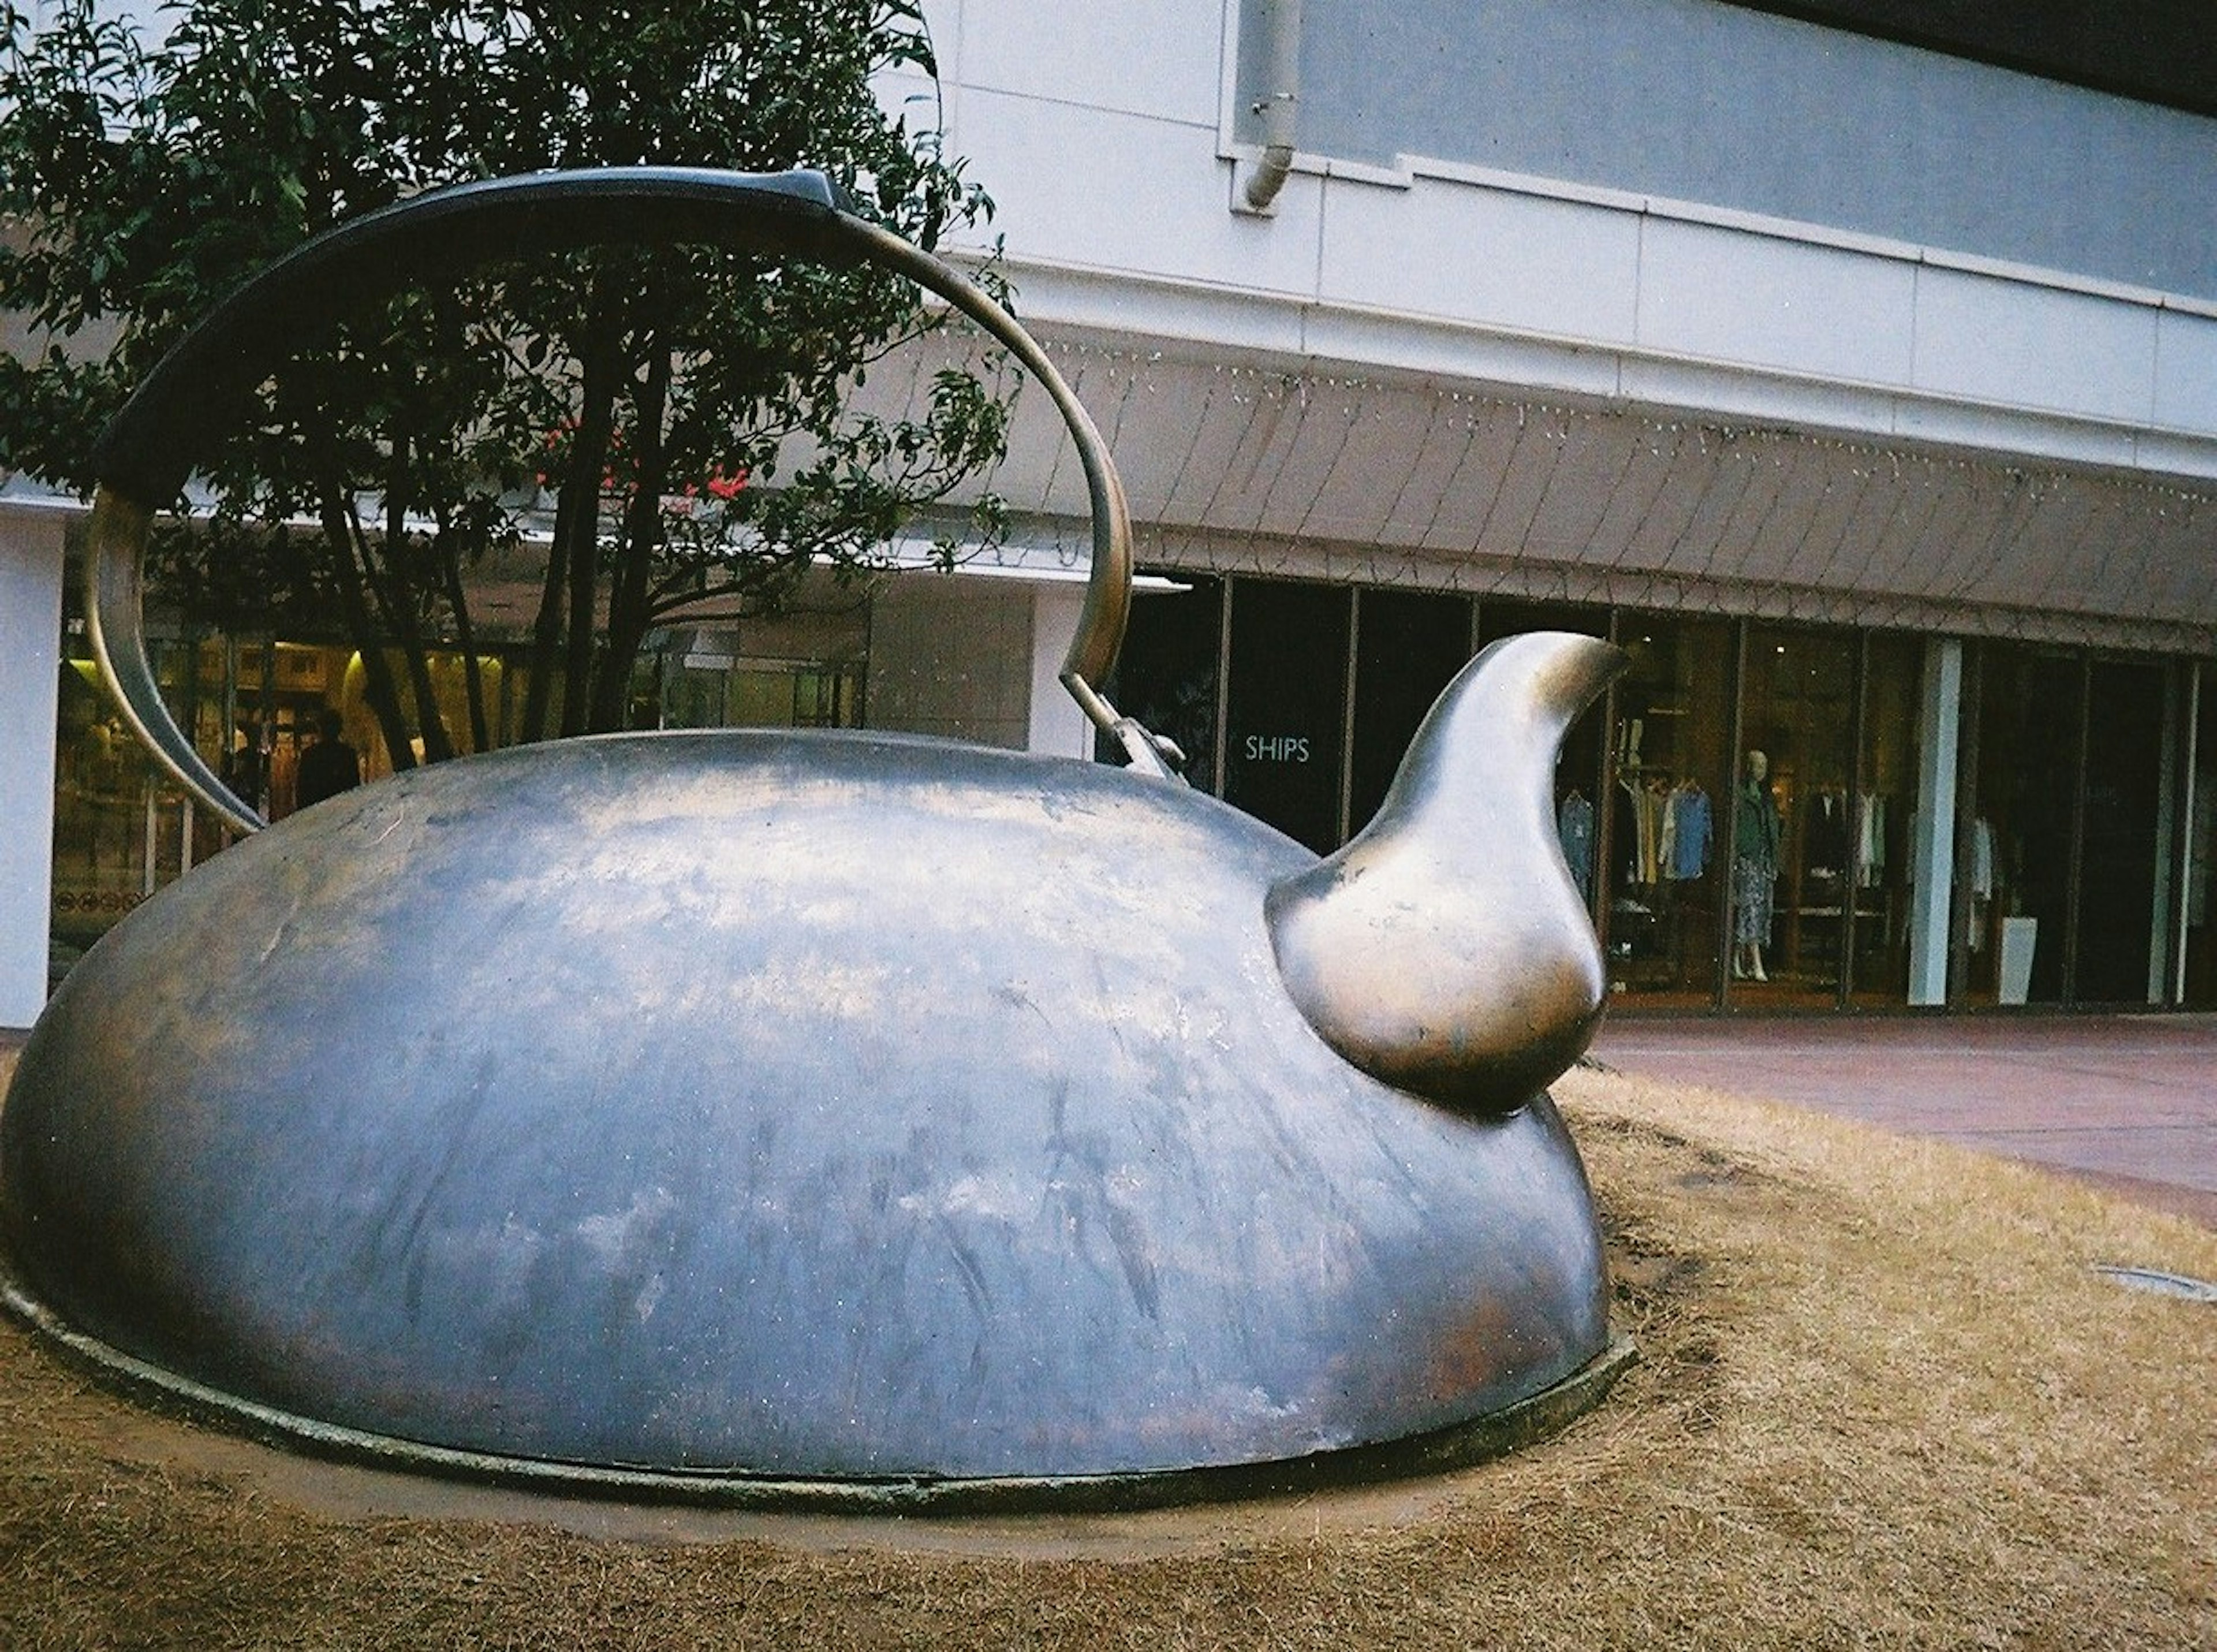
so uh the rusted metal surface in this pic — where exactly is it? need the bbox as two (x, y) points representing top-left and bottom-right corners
(1, 167), (1625, 1497)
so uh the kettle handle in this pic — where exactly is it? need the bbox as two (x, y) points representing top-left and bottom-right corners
(84, 167), (1169, 837)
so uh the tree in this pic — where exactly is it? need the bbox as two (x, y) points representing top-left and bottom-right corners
(0, 0), (1012, 764)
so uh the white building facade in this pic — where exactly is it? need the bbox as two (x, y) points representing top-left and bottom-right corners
(893, 0), (2217, 1014)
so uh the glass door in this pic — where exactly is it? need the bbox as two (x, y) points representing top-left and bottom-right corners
(2073, 660), (2169, 1003)
(1850, 634), (1923, 1004)
(1734, 625), (1859, 1006)
(1957, 646), (2081, 1004)
(1347, 588), (1473, 834)
(2184, 665), (2215, 1007)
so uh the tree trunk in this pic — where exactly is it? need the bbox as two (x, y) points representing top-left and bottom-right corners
(559, 365), (616, 739)
(527, 298), (623, 742)
(590, 336), (671, 733)
(319, 491), (416, 771)
(367, 449), (456, 764)
(519, 510), (569, 745)
(437, 516), (492, 754)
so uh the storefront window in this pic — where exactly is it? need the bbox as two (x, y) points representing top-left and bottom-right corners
(1599, 614), (1731, 1005)
(2075, 660), (2169, 1003)
(664, 662), (862, 730)
(1735, 626), (1858, 1006)
(1348, 588), (1473, 833)
(2184, 666), (2215, 1008)
(1109, 577), (2205, 1016)
(1223, 579), (1352, 853)
(1962, 644), (2081, 1005)
(48, 528), (540, 980)
(657, 609), (868, 734)
(1852, 635), (1924, 1005)
(50, 634), (186, 979)
(1476, 602), (1610, 933)
(1106, 575), (1222, 790)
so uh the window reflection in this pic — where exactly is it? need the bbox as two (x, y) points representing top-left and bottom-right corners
(1855, 635), (1924, 1004)
(1105, 575), (1222, 788)
(1735, 627), (1859, 1006)
(1964, 646), (2081, 1005)
(1349, 589), (1473, 832)
(1223, 580), (1352, 854)
(1603, 616), (1730, 1005)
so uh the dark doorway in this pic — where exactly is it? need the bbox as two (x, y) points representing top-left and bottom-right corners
(1104, 575), (1223, 786)
(1223, 580), (1352, 853)
(1348, 589), (1473, 833)
(2074, 660), (2166, 1003)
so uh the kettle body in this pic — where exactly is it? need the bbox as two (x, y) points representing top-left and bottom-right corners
(5, 725), (1611, 1487)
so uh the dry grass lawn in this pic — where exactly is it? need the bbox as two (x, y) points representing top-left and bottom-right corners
(1, 1047), (2212, 1649)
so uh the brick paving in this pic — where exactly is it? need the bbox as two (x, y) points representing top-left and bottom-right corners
(1588, 1012), (2217, 1228)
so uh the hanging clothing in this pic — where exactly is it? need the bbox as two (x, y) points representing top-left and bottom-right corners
(1857, 792), (1887, 887)
(1807, 790), (1850, 879)
(1619, 778), (1648, 885)
(1665, 784), (1712, 879)
(1558, 790), (1596, 904)
(1637, 783), (1669, 886)
(1970, 818), (1995, 900)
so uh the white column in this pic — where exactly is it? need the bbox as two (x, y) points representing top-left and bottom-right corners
(1027, 581), (1092, 760)
(0, 508), (67, 1028)
(1906, 637), (1962, 1006)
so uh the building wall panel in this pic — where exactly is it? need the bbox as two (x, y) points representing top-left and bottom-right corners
(1636, 218), (1917, 386)
(1317, 178), (1641, 347)
(1910, 268), (2161, 427)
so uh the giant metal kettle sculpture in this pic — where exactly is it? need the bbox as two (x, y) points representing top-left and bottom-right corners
(1, 169), (1628, 1509)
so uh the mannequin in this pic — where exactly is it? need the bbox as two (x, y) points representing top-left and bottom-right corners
(1732, 748), (1782, 981)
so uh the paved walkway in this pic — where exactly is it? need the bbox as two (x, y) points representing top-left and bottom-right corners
(1588, 1012), (2217, 1228)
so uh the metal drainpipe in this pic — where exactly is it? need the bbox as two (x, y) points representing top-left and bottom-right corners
(1241, 0), (1301, 214)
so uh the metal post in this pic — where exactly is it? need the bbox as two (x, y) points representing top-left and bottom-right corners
(2149, 662), (2183, 1005)
(2176, 661), (2201, 1005)
(141, 782), (159, 898)
(1718, 620), (1749, 1009)
(1337, 586), (1362, 845)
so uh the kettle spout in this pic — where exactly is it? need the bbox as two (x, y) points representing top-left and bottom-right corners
(1265, 631), (1626, 1118)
